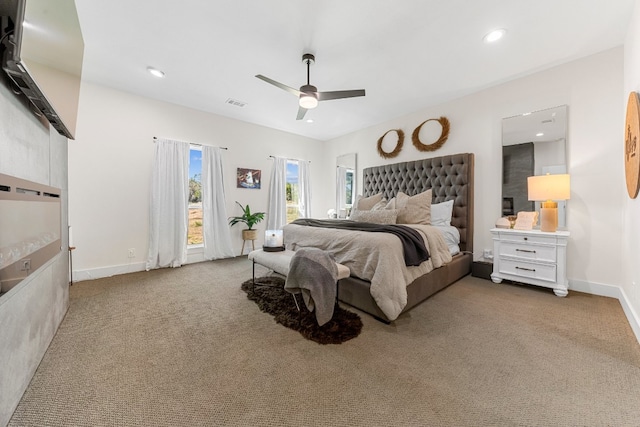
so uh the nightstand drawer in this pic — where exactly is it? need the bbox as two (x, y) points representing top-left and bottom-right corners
(499, 259), (557, 283)
(498, 232), (557, 245)
(499, 242), (557, 263)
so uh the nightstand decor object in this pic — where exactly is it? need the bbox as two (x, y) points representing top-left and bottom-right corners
(625, 91), (640, 199)
(490, 228), (569, 297)
(527, 174), (570, 233)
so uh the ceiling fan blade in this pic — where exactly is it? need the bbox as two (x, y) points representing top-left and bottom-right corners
(255, 75), (301, 97)
(296, 106), (308, 120)
(318, 89), (366, 101)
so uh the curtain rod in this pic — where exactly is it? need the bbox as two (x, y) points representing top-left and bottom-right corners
(153, 136), (228, 150)
(269, 155), (310, 163)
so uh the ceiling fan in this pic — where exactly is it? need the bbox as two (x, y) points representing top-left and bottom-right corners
(255, 53), (366, 120)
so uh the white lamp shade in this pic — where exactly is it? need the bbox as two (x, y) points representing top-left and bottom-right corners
(299, 94), (318, 109)
(527, 174), (571, 201)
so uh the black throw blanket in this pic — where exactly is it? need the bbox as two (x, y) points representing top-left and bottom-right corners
(290, 218), (430, 266)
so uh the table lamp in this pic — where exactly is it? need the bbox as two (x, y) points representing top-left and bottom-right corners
(527, 174), (570, 232)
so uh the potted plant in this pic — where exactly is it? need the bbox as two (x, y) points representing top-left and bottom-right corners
(228, 201), (265, 242)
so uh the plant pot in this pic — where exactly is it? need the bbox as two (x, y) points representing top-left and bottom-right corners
(242, 229), (258, 241)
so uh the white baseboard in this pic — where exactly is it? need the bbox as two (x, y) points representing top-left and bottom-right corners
(72, 248), (209, 282)
(571, 279), (640, 345)
(73, 262), (147, 282)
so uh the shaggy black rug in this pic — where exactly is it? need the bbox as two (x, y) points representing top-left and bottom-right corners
(241, 276), (363, 344)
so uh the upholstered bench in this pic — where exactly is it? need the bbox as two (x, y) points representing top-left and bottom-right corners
(248, 248), (350, 281)
(247, 249), (350, 306)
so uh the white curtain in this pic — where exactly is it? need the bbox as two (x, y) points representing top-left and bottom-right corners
(267, 157), (287, 230)
(298, 160), (312, 218)
(202, 146), (235, 260)
(146, 139), (189, 270)
(336, 166), (347, 215)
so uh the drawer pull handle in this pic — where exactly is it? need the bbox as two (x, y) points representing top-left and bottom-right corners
(516, 266), (536, 272)
(516, 249), (536, 253)
(524, 237), (528, 241)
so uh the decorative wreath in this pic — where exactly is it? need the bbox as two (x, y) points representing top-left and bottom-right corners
(377, 129), (404, 159)
(412, 116), (450, 152)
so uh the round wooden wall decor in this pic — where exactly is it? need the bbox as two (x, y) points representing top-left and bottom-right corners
(412, 116), (450, 152)
(625, 91), (640, 199)
(377, 129), (404, 159)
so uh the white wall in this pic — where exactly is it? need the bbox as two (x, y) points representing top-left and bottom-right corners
(68, 82), (327, 279)
(623, 0), (640, 340)
(325, 48), (628, 311)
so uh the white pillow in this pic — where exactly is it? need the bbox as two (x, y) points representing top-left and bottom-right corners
(431, 200), (454, 226)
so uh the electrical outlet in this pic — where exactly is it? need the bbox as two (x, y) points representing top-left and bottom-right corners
(127, 248), (136, 258)
(20, 259), (31, 271)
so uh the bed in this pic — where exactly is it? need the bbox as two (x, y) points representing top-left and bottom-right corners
(283, 152), (474, 322)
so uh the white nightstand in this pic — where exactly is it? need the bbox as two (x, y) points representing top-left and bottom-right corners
(490, 228), (570, 297)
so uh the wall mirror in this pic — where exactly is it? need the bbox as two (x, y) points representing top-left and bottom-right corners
(502, 105), (568, 227)
(336, 153), (356, 218)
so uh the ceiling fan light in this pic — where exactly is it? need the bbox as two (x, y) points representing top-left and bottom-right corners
(299, 94), (318, 109)
(483, 28), (506, 43)
(147, 66), (165, 78)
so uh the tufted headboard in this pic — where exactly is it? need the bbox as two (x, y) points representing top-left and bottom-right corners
(362, 153), (474, 253)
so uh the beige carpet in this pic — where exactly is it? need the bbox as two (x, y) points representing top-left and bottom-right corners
(9, 257), (640, 426)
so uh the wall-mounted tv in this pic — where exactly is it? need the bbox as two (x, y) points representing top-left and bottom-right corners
(0, 0), (84, 139)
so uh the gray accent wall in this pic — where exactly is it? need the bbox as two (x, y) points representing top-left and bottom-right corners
(0, 75), (70, 426)
(502, 142), (535, 216)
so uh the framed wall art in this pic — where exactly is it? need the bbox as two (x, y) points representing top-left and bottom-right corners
(237, 168), (261, 189)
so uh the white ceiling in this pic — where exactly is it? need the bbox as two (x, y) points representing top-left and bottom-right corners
(74, 0), (635, 141)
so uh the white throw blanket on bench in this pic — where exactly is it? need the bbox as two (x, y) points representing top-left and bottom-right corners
(284, 247), (338, 326)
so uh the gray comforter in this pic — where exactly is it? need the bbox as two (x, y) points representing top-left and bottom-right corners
(290, 218), (429, 266)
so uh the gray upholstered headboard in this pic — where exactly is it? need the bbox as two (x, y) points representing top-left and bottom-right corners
(362, 153), (474, 253)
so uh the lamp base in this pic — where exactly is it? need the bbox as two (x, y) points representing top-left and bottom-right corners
(540, 201), (558, 232)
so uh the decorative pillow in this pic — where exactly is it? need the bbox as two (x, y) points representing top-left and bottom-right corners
(371, 197), (396, 210)
(396, 189), (432, 224)
(349, 209), (398, 224)
(431, 199), (454, 226)
(354, 193), (383, 211)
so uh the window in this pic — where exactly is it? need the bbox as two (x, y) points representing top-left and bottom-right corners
(188, 146), (203, 245)
(286, 160), (299, 223)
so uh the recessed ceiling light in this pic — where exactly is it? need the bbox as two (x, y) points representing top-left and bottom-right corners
(147, 66), (165, 78)
(536, 132), (544, 137)
(483, 28), (506, 43)
(306, 119), (314, 123)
